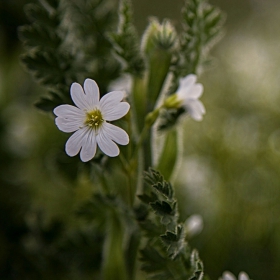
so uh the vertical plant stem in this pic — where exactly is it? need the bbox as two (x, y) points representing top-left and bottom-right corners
(102, 212), (128, 280)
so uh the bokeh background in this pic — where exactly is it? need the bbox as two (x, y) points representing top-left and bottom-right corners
(1, 0), (280, 279)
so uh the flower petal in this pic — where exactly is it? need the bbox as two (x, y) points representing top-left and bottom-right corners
(239, 272), (249, 280)
(222, 272), (236, 280)
(55, 117), (83, 132)
(101, 122), (129, 145)
(177, 74), (196, 91)
(65, 127), (88, 157)
(70, 82), (89, 110)
(188, 83), (204, 98)
(80, 130), (97, 162)
(102, 102), (130, 121)
(99, 91), (125, 113)
(54, 104), (84, 118)
(96, 126), (120, 157)
(177, 74), (203, 99)
(180, 74), (197, 87)
(84, 78), (100, 108)
(184, 99), (206, 121)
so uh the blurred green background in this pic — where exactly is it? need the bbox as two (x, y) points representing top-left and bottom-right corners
(1, 0), (280, 279)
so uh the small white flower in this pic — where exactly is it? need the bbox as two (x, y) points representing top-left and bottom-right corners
(219, 271), (251, 280)
(185, 214), (203, 237)
(53, 78), (130, 162)
(176, 74), (206, 121)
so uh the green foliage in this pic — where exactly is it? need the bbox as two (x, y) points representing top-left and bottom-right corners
(138, 168), (206, 280)
(63, 0), (121, 94)
(158, 0), (225, 131)
(158, 107), (186, 131)
(15, 0), (227, 279)
(156, 129), (179, 181)
(19, 0), (120, 112)
(169, 0), (226, 94)
(19, 0), (74, 99)
(78, 193), (139, 280)
(78, 193), (135, 226)
(109, 0), (145, 76)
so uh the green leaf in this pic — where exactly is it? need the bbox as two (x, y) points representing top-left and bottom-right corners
(144, 168), (165, 187)
(140, 169), (205, 279)
(109, 0), (145, 76)
(138, 193), (158, 204)
(153, 180), (174, 200)
(19, 0), (121, 112)
(24, 3), (59, 26)
(35, 93), (64, 112)
(139, 218), (165, 237)
(150, 201), (174, 217)
(21, 51), (70, 88)
(160, 225), (187, 259)
(168, 0), (225, 94)
(140, 246), (167, 273)
(19, 24), (61, 50)
(46, 0), (60, 10)
(189, 250), (204, 280)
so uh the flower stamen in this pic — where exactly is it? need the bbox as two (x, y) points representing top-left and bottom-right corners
(85, 109), (104, 129)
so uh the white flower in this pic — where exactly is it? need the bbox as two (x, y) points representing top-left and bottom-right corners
(185, 214), (203, 237)
(176, 74), (206, 121)
(53, 78), (130, 162)
(219, 271), (250, 280)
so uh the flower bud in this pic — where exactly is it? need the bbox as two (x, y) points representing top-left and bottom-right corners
(185, 214), (203, 237)
(145, 108), (160, 127)
(143, 19), (178, 111)
(163, 94), (182, 109)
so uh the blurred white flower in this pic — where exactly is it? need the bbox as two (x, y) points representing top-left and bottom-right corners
(219, 271), (250, 280)
(108, 75), (132, 94)
(54, 78), (130, 162)
(185, 214), (203, 237)
(176, 74), (205, 121)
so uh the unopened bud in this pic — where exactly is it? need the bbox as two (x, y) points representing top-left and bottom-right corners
(145, 109), (160, 126)
(185, 214), (203, 237)
(163, 94), (182, 109)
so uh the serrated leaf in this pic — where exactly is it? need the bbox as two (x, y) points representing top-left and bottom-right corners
(161, 225), (187, 259)
(169, 0), (226, 84)
(150, 201), (174, 217)
(140, 246), (167, 273)
(152, 181), (173, 200)
(109, 0), (145, 76)
(140, 168), (205, 279)
(19, 24), (61, 50)
(144, 168), (164, 186)
(46, 0), (60, 10)
(139, 219), (164, 237)
(35, 92), (64, 112)
(21, 52), (66, 86)
(24, 3), (59, 26)
(138, 192), (158, 204)
(189, 250), (204, 280)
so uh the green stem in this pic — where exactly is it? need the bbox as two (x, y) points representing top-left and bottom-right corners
(132, 75), (146, 133)
(156, 128), (179, 181)
(147, 49), (172, 111)
(143, 128), (152, 171)
(102, 212), (128, 280)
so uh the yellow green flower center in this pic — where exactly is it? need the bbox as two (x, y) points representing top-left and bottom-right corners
(85, 109), (104, 129)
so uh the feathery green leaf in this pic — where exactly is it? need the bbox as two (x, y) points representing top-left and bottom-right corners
(109, 0), (145, 76)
